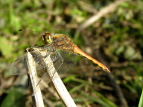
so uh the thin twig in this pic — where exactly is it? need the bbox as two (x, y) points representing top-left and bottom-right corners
(107, 72), (128, 107)
(78, 0), (128, 31)
(26, 49), (44, 107)
(94, 49), (128, 107)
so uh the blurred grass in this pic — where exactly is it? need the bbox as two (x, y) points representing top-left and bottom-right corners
(0, 0), (143, 107)
(1, 87), (27, 107)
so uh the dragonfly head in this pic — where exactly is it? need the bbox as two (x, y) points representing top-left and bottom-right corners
(42, 33), (53, 44)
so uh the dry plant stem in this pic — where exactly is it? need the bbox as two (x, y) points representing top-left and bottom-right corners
(78, 0), (128, 31)
(94, 49), (128, 107)
(107, 73), (128, 107)
(26, 50), (44, 107)
(33, 48), (77, 107)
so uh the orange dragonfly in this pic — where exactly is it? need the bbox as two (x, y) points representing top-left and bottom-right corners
(42, 33), (110, 72)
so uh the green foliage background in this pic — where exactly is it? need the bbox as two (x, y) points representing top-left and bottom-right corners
(0, 0), (142, 107)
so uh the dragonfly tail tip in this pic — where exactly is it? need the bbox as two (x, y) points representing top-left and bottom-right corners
(104, 68), (110, 72)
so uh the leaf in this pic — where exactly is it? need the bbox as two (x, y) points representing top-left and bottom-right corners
(0, 36), (14, 57)
(124, 46), (142, 60)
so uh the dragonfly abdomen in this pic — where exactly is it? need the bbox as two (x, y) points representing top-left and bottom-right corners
(73, 45), (110, 72)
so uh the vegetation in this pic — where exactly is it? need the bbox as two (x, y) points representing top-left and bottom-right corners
(0, 0), (142, 107)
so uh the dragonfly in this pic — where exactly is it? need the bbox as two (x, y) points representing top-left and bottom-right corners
(10, 32), (110, 77)
(41, 33), (110, 72)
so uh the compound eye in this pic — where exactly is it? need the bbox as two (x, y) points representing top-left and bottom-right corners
(45, 33), (51, 37)
(42, 33), (51, 44)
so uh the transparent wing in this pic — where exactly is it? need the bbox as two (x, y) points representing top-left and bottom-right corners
(9, 46), (77, 77)
(9, 49), (50, 75)
(9, 48), (62, 73)
(9, 54), (28, 75)
(54, 50), (77, 74)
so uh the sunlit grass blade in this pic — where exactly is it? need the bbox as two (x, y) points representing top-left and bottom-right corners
(138, 89), (143, 107)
